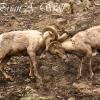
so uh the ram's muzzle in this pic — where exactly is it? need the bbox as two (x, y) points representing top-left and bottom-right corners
(48, 41), (66, 60)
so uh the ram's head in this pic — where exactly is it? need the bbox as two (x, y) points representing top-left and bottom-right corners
(48, 41), (66, 60)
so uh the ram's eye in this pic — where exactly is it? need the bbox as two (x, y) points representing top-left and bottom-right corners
(54, 49), (57, 52)
(53, 43), (56, 46)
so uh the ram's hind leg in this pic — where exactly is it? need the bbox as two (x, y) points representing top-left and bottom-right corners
(0, 56), (13, 81)
(29, 57), (34, 78)
(76, 58), (83, 80)
(88, 57), (94, 79)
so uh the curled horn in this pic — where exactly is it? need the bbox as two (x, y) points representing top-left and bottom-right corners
(58, 33), (69, 42)
(43, 26), (58, 40)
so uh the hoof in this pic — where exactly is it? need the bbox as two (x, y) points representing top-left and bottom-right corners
(29, 74), (42, 81)
(29, 76), (35, 80)
(29, 73), (34, 77)
(76, 75), (81, 80)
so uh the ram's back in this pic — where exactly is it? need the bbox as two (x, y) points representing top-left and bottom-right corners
(72, 26), (100, 49)
(0, 30), (42, 57)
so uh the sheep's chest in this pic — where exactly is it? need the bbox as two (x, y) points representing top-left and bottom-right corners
(36, 40), (45, 55)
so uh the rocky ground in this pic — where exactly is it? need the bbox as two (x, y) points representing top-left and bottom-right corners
(0, 0), (100, 100)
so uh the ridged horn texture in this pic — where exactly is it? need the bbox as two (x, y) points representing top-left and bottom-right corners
(48, 41), (61, 54)
(43, 26), (58, 40)
(58, 33), (69, 42)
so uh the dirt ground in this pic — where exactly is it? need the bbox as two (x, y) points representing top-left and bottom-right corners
(0, 0), (100, 100)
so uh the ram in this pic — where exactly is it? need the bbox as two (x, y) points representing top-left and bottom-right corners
(0, 26), (58, 81)
(49, 25), (100, 79)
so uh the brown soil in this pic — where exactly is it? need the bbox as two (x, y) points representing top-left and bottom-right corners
(0, 0), (100, 100)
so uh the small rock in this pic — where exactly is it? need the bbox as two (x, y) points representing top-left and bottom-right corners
(56, 18), (66, 24)
(73, 82), (92, 94)
(11, 16), (16, 19)
(73, 82), (91, 89)
(20, 97), (32, 100)
(68, 97), (75, 100)
(56, 95), (62, 99)
(25, 86), (38, 97)
(25, 86), (32, 90)
(41, 65), (49, 70)
(93, 88), (100, 94)
(24, 78), (31, 83)
(34, 96), (52, 100)
(0, 92), (5, 99)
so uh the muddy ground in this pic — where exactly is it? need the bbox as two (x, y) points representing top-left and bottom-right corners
(0, 0), (100, 100)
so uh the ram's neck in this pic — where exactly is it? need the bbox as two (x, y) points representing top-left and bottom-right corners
(62, 40), (74, 51)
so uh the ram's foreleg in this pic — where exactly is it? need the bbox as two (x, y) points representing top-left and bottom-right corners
(27, 47), (41, 80)
(40, 49), (47, 59)
(0, 56), (13, 81)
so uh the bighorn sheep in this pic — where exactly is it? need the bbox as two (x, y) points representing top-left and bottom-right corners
(0, 26), (58, 81)
(49, 25), (100, 79)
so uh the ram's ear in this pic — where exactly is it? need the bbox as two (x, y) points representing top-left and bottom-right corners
(58, 33), (69, 42)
